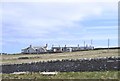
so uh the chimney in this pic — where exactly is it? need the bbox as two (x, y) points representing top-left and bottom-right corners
(52, 45), (54, 47)
(45, 44), (48, 48)
(65, 45), (66, 47)
(78, 44), (79, 47)
(30, 45), (32, 48)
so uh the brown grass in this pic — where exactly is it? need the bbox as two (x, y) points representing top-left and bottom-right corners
(1, 49), (118, 65)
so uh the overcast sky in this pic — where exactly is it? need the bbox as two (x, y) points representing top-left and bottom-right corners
(1, 0), (118, 53)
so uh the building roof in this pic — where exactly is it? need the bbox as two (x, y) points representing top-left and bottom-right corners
(22, 46), (46, 50)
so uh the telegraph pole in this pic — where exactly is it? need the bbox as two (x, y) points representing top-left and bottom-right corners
(91, 39), (93, 46)
(84, 41), (85, 47)
(108, 38), (110, 52)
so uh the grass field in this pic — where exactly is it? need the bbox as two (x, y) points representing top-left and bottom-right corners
(1, 49), (119, 80)
(1, 49), (118, 65)
(2, 71), (119, 79)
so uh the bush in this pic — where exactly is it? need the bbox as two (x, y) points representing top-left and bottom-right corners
(18, 57), (29, 59)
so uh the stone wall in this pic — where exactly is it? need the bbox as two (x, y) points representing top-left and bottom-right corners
(1, 57), (120, 73)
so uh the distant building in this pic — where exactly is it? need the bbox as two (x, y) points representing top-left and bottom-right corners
(51, 45), (94, 53)
(51, 45), (73, 53)
(79, 46), (94, 50)
(21, 44), (94, 54)
(21, 44), (48, 54)
(51, 47), (63, 53)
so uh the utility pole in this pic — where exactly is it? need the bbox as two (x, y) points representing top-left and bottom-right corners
(84, 41), (85, 47)
(91, 39), (93, 46)
(108, 38), (110, 52)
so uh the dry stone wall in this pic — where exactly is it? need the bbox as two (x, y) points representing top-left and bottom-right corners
(1, 57), (120, 73)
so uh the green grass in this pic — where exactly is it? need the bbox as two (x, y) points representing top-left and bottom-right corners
(2, 71), (119, 79)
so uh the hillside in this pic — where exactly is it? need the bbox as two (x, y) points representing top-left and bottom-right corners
(1, 49), (118, 65)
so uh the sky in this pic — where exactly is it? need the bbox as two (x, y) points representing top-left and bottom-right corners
(1, 0), (118, 53)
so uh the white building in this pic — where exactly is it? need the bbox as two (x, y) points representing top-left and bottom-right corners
(51, 45), (94, 52)
(21, 44), (48, 54)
